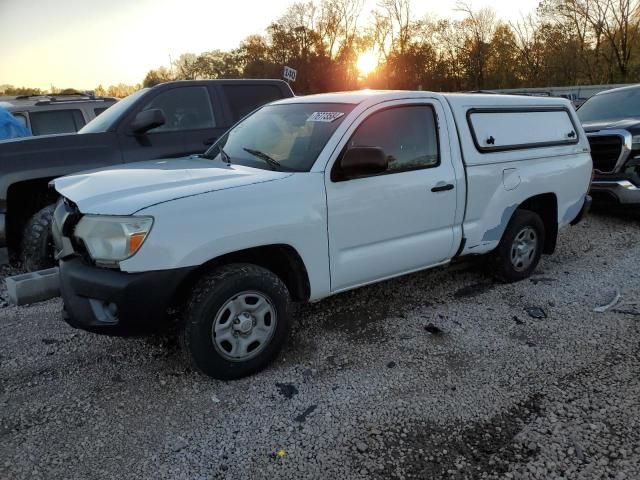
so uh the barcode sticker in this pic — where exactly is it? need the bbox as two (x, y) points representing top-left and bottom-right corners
(307, 112), (345, 123)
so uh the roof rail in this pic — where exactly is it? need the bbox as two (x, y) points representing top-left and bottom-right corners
(15, 94), (50, 100)
(33, 97), (117, 106)
(15, 92), (106, 100)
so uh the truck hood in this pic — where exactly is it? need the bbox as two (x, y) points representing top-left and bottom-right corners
(582, 118), (640, 133)
(53, 156), (292, 215)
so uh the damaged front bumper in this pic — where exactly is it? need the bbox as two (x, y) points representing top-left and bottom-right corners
(60, 256), (193, 335)
(52, 198), (194, 335)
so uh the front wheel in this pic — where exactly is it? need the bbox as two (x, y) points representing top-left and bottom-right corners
(181, 263), (290, 380)
(490, 209), (545, 283)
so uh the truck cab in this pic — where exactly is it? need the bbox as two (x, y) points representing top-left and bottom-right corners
(52, 91), (592, 380)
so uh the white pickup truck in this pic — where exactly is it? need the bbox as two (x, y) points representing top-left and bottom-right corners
(52, 91), (592, 379)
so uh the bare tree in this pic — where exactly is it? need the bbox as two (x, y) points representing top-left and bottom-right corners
(447, 2), (497, 89)
(587, 0), (640, 80)
(542, 0), (640, 81)
(540, 0), (608, 82)
(318, 0), (342, 58)
(511, 14), (544, 83)
(336, 0), (365, 51)
(378, 0), (413, 55)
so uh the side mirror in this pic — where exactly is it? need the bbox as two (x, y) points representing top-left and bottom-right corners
(130, 109), (166, 134)
(339, 146), (388, 179)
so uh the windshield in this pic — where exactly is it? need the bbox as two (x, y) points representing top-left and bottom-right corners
(577, 88), (640, 123)
(204, 103), (354, 171)
(79, 89), (148, 134)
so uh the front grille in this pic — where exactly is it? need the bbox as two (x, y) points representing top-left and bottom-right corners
(588, 135), (623, 173)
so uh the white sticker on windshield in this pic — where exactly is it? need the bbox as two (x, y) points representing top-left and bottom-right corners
(307, 111), (345, 123)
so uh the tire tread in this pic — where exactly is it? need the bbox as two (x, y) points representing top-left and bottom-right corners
(20, 204), (56, 272)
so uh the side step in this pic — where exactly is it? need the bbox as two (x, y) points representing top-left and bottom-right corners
(5, 267), (60, 306)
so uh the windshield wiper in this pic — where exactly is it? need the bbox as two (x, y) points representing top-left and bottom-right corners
(200, 144), (231, 163)
(243, 148), (282, 171)
(220, 146), (231, 164)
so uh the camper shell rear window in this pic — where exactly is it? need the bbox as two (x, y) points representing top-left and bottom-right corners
(467, 107), (579, 153)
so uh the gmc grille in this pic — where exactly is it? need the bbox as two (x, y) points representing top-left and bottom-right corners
(588, 135), (623, 173)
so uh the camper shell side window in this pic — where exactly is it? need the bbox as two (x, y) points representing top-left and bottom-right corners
(467, 107), (580, 153)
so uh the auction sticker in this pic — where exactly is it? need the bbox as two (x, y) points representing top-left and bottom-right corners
(307, 112), (345, 123)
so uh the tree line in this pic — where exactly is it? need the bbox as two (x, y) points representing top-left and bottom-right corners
(141, 0), (640, 94)
(0, 84), (140, 98)
(2, 0), (639, 97)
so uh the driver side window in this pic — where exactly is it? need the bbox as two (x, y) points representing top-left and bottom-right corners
(141, 86), (216, 133)
(343, 105), (440, 175)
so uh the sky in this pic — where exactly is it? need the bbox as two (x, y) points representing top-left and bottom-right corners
(0, 0), (540, 90)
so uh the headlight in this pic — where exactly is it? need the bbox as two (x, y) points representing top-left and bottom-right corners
(632, 135), (640, 150)
(74, 215), (153, 266)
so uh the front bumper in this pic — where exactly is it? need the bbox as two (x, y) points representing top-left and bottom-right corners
(60, 257), (194, 335)
(591, 178), (640, 205)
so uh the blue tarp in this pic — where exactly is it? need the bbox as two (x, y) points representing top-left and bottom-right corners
(0, 106), (32, 140)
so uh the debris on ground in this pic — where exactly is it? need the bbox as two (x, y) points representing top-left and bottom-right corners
(294, 405), (317, 423)
(613, 299), (640, 317)
(275, 383), (299, 399)
(593, 289), (622, 313)
(425, 323), (444, 335)
(525, 307), (547, 319)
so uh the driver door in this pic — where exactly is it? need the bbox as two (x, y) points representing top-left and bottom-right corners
(325, 100), (459, 292)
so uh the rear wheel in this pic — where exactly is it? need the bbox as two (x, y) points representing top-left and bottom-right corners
(181, 263), (290, 380)
(21, 204), (56, 272)
(490, 209), (545, 283)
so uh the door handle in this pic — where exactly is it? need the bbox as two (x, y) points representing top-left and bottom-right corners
(431, 183), (455, 193)
(203, 137), (217, 146)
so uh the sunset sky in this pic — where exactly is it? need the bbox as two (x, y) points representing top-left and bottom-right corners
(0, 0), (539, 90)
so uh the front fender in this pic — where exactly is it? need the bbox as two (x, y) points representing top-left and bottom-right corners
(120, 173), (332, 300)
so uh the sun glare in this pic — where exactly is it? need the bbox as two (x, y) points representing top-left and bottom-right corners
(356, 50), (378, 76)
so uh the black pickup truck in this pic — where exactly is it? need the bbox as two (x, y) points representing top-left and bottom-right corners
(578, 84), (640, 207)
(0, 79), (294, 270)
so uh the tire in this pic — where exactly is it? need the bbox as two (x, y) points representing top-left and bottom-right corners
(21, 204), (56, 272)
(181, 263), (291, 380)
(490, 209), (545, 283)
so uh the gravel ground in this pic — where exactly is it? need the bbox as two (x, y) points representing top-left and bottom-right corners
(1, 211), (639, 480)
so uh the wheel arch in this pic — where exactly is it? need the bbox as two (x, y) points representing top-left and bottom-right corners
(173, 244), (311, 308)
(517, 193), (558, 254)
(6, 177), (58, 252)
